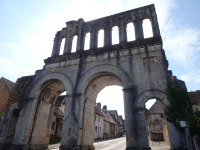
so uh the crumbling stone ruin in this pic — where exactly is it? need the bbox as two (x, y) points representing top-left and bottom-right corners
(0, 4), (188, 150)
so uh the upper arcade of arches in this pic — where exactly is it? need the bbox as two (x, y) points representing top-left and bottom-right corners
(50, 4), (161, 57)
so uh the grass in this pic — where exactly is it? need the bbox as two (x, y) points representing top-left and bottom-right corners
(49, 136), (61, 145)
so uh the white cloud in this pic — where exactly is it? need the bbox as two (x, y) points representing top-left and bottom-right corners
(163, 24), (200, 68)
(0, 57), (34, 76)
(180, 70), (200, 83)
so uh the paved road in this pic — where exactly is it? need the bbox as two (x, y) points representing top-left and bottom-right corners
(94, 136), (170, 150)
(48, 136), (170, 150)
(94, 136), (126, 150)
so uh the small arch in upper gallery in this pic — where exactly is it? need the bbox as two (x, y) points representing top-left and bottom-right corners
(71, 35), (78, 53)
(126, 22), (136, 42)
(112, 26), (119, 45)
(84, 32), (91, 50)
(142, 18), (153, 38)
(98, 29), (104, 48)
(60, 36), (66, 55)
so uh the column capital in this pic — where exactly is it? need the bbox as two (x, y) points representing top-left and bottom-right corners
(122, 87), (136, 91)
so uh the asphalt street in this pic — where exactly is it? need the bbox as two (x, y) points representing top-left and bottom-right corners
(94, 136), (171, 150)
(48, 136), (170, 150)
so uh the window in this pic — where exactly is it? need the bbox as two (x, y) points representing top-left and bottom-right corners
(100, 127), (101, 133)
(127, 23), (135, 41)
(68, 128), (71, 136)
(161, 114), (164, 118)
(143, 19), (153, 38)
(112, 26), (119, 45)
(51, 122), (55, 130)
(71, 35), (78, 53)
(84, 33), (90, 50)
(98, 116), (100, 122)
(98, 29), (104, 48)
(95, 126), (97, 132)
(60, 38), (65, 55)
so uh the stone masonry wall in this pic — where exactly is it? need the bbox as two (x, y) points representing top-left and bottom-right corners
(5, 76), (33, 110)
(0, 78), (10, 115)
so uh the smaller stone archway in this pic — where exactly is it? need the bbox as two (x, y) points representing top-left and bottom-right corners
(135, 89), (186, 150)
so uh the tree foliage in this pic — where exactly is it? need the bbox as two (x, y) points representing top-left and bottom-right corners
(164, 81), (200, 135)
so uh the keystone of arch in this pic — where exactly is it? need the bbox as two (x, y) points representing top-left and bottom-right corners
(135, 89), (170, 108)
(76, 64), (132, 93)
(29, 72), (73, 98)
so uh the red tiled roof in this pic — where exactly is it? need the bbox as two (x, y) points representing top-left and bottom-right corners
(95, 106), (104, 116)
(101, 110), (116, 125)
(1, 77), (15, 92)
(188, 90), (200, 104)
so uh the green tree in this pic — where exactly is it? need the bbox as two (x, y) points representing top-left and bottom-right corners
(164, 81), (197, 135)
(193, 104), (200, 135)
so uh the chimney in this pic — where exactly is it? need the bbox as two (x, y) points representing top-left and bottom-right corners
(97, 102), (101, 110)
(103, 105), (107, 113)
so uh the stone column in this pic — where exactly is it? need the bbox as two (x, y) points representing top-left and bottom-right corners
(151, 9), (161, 37)
(76, 28), (84, 52)
(119, 22), (127, 44)
(63, 34), (73, 54)
(134, 20), (144, 40)
(104, 26), (112, 46)
(123, 88), (149, 150)
(51, 32), (61, 56)
(60, 93), (94, 150)
(90, 28), (97, 49)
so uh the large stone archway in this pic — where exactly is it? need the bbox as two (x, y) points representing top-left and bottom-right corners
(0, 4), (187, 150)
(10, 73), (73, 150)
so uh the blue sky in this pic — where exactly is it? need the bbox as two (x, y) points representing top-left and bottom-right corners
(0, 0), (200, 118)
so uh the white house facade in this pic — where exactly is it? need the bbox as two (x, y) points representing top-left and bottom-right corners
(94, 103), (104, 139)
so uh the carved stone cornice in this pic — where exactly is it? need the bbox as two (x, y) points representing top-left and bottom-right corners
(44, 36), (162, 65)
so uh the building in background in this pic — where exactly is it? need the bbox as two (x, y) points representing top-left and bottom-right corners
(0, 77), (14, 115)
(50, 95), (65, 139)
(94, 103), (104, 139)
(188, 90), (200, 109)
(108, 110), (123, 136)
(0, 76), (32, 115)
(146, 100), (167, 141)
(102, 105), (117, 138)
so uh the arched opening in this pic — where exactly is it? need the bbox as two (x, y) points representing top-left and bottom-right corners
(98, 29), (104, 48)
(29, 79), (66, 147)
(60, 38), (66, 55)
(126, 23), (135, 41)
(143, 19), (153, 38)
(71, 35), (78, 53)
(112, 26), (119, 45)
(145, 99), (170, 148)
(82, 73), (125, 148)
(84, 32), (90, 50)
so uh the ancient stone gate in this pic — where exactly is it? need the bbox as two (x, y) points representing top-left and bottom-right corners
(0, 4), (187, 150)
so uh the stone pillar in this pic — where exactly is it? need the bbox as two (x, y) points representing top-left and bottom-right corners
(104, 26), (112, 46)
(167, 122), (186, 150)
(63, 34), (73, 54)
(119, 22), (127, 43)
(151, 9), (161, 37)
(76, 28), (84, 52)
(51, 32), (61, 56)
(90, 29), (97, 49)
(60, 93), (94, 150)
(123, 88), (149, 150)
(134, 20), (144, 40)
